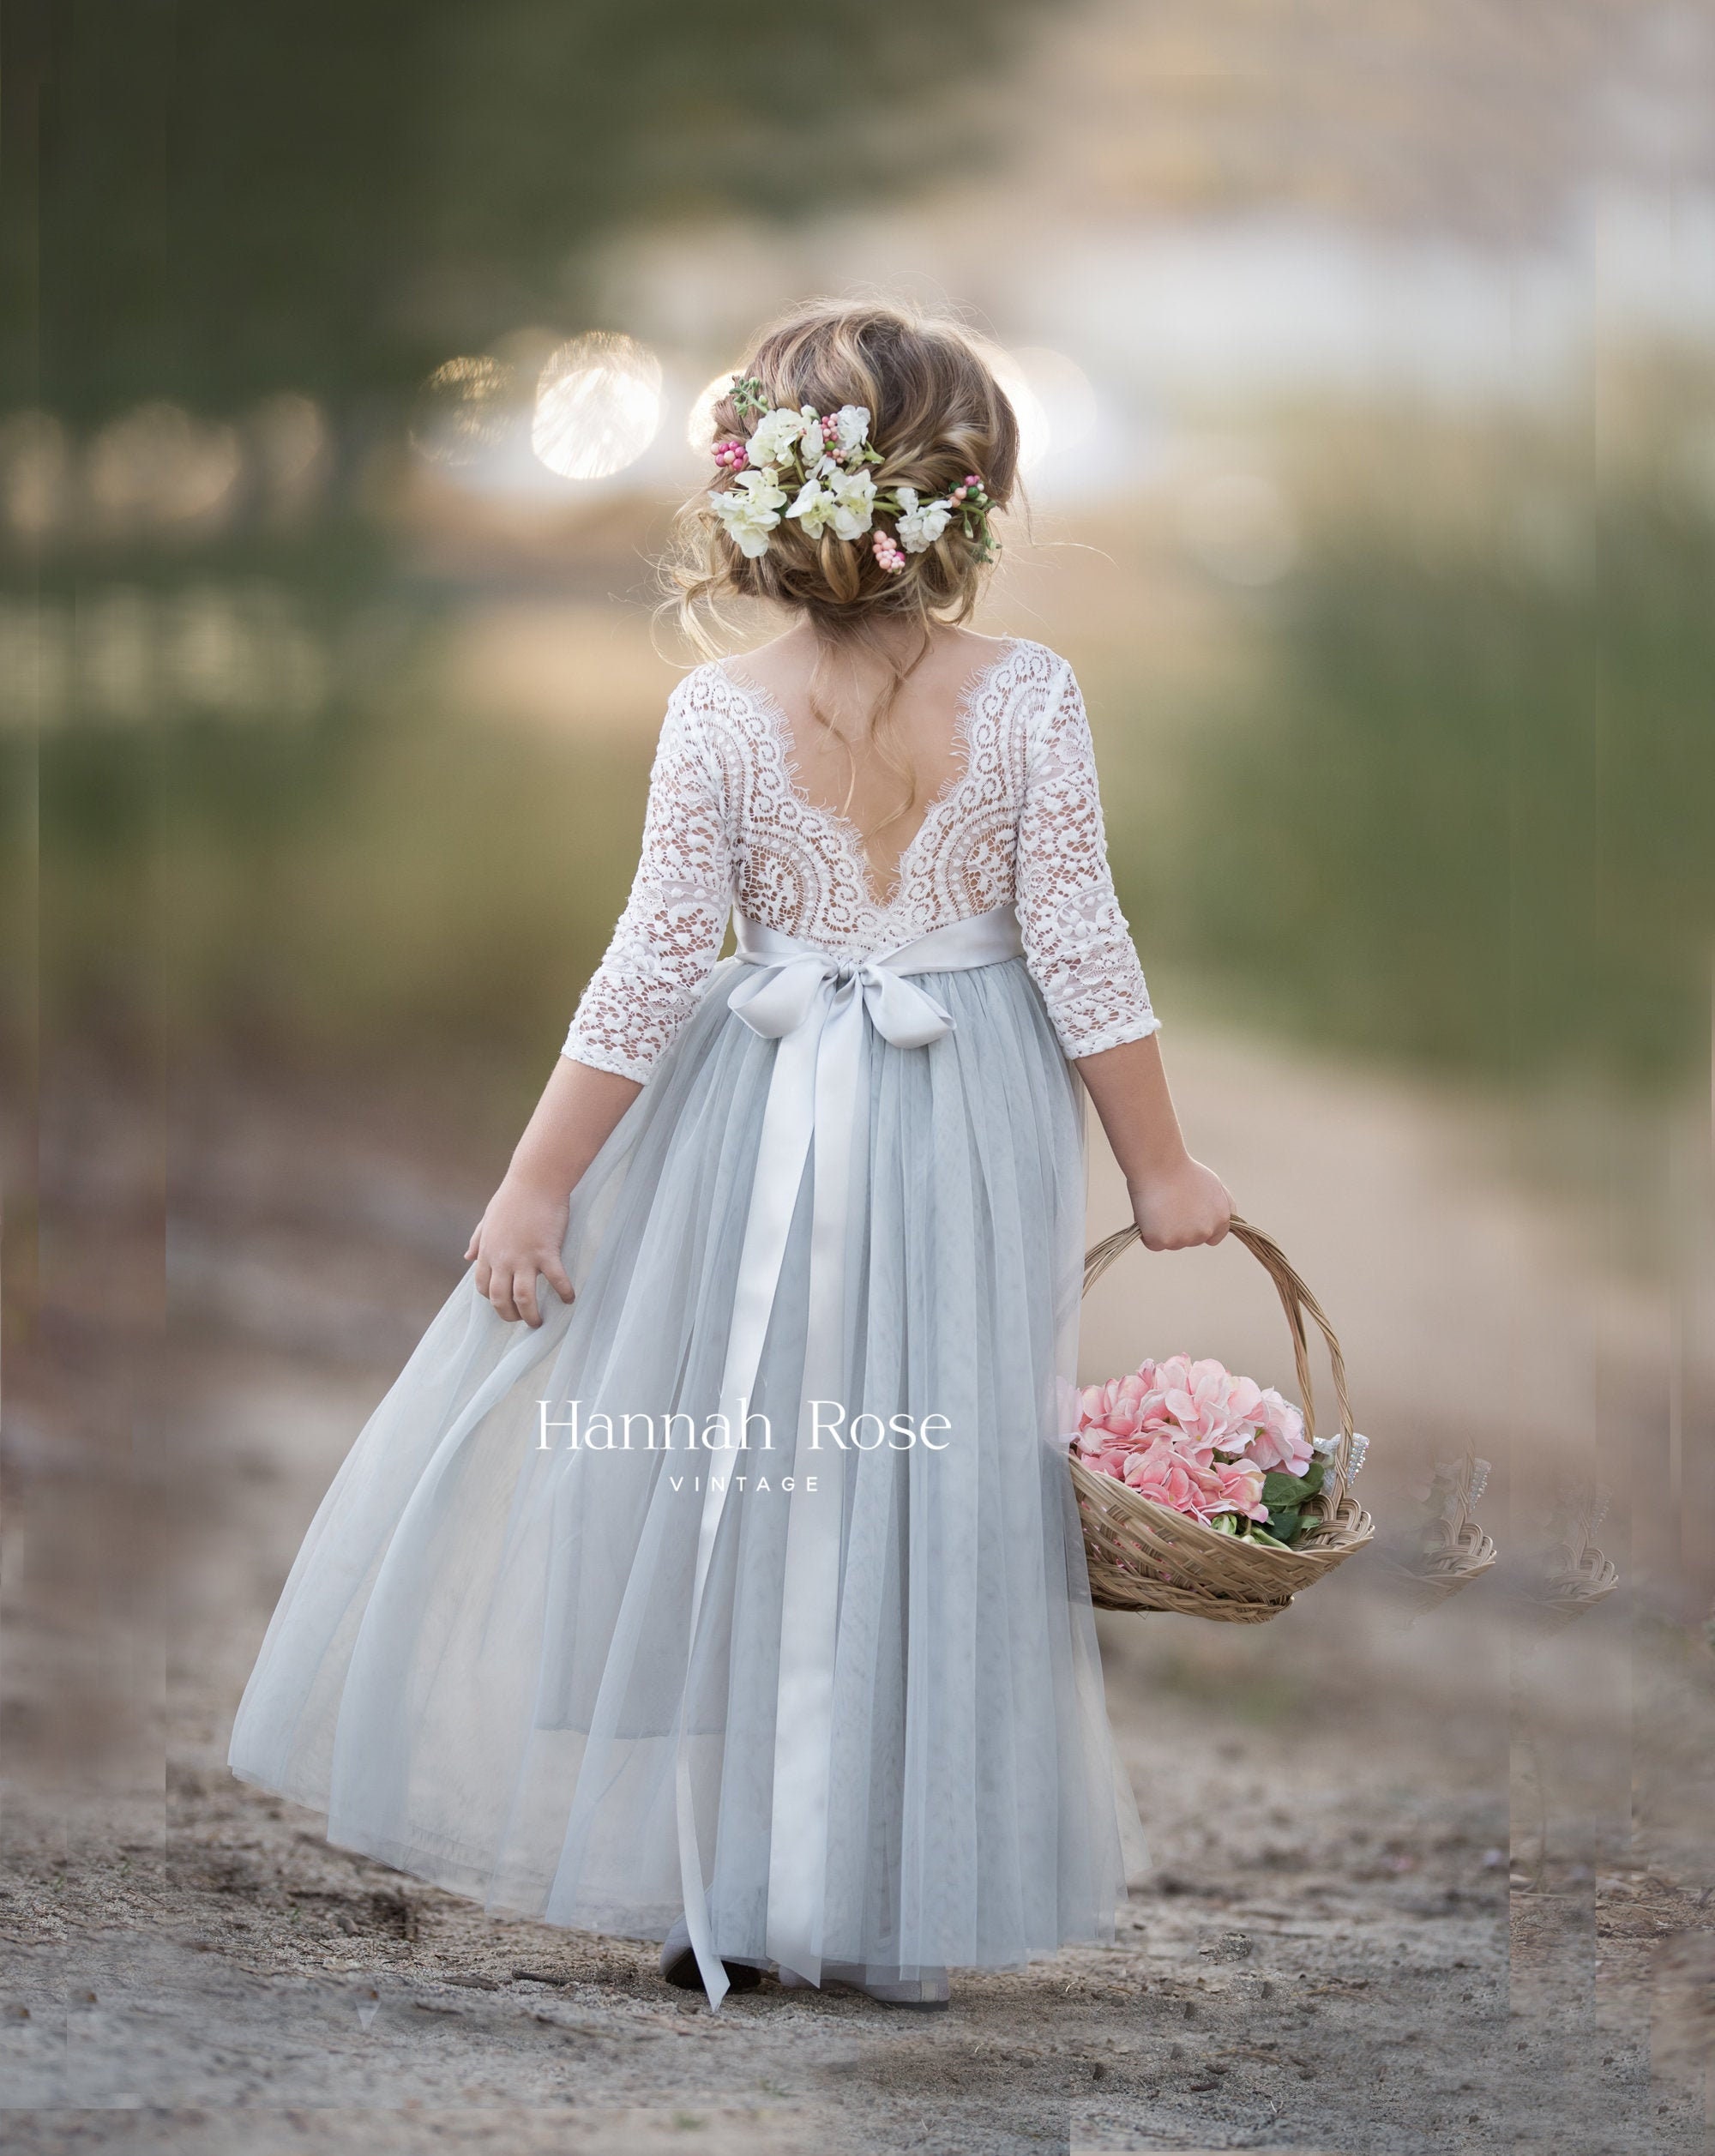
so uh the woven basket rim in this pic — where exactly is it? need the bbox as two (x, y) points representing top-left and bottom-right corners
(1068, 1453), (1367, 1563)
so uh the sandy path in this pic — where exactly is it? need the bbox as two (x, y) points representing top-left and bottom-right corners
(2, 1027), (1710, 2153)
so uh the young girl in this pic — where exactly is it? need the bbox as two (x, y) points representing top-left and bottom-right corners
(229, 301), (1231, 2012)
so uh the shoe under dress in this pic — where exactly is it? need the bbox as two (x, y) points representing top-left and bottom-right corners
(659, 1918), (948, 2008)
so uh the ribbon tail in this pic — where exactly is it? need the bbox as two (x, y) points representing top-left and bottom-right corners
(673, 1751), (729, 2009)
(765, 990), (866, 1984)
(674, 1010), (821, 2008)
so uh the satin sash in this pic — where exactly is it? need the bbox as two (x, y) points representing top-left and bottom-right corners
(672, 900), (1025, 2007)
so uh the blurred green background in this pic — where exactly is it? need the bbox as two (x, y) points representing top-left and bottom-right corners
(4, 1), (1713, 1129)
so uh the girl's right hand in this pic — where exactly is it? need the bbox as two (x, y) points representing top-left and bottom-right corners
(466, 1174), (575, 1328)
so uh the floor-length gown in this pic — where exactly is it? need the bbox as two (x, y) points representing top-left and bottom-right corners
(229, 635), (1161, 2006)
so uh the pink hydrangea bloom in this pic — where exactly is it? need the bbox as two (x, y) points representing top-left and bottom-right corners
(1077, 1371), (1153, 1444)
(1073, 1352), (1305, 1524)
(1121, 1435), (1214, 1518)
(1209, 1456), (1269, 1521)
(1245, 1386), (1313, 1475)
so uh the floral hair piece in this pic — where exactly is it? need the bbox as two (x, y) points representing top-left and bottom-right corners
(708, 375), (997, 573)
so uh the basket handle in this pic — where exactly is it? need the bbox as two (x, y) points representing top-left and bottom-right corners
(1080, 1214), (1360, 1508)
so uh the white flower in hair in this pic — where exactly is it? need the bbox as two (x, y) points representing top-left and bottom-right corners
(710, 384), (997, 568)
(709, 467), (788, 558)
(747, 404), (820, 472)
(829, 404), (871, 458)
(785, 478), (839, 538)
(826, 467), (878, 540)
(894, 485), (954, 554)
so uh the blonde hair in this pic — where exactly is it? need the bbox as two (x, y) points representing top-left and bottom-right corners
(666, 300), (1021, 830)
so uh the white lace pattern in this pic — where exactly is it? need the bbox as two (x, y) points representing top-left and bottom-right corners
(563, 638), (1159, 1080)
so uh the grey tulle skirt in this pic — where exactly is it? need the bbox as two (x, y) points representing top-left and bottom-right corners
(228, 950), (1149, 1983)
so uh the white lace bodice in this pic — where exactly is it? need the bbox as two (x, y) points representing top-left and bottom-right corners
(562, 637), (1160, 1080)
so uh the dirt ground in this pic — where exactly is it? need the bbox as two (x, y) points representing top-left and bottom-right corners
(3, 1026), (1712, 2153)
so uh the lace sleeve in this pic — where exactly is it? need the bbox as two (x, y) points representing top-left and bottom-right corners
(1015, 656), (1161, 1059)
(561, 675), (733, 1082)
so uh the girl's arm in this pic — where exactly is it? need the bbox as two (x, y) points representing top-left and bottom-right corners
(1075, 1033), (1231, 1250)
(471, 674), (733, 1327)
(1014, 656), (1230, 1251)
(463, 1058), (641, 1327)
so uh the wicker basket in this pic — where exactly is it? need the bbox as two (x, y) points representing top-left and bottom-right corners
(1071, 1215), (1373, 1623)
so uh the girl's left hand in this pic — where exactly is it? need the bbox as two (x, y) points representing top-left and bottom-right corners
(1128, 1156), (1233, 1251)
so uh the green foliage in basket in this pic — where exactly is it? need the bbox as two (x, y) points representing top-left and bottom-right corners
(1255, 1458), (1327, 1547)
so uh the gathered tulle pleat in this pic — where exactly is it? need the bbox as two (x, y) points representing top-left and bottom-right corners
(229, 952), (1148, 1974)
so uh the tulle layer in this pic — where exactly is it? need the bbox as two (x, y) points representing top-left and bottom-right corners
(229, 953), (1147, 1975)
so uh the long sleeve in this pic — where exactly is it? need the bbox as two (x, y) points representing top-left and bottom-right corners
(1015, 656), (1160, 1059)
(561, 677), (733, 1082)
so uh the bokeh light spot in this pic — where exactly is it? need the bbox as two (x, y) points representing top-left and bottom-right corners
(86, 404), (243, 533)
(970, 341), (1050, 473)
(532, 334), (663, 482)
(1008, 347), (1099, 460)
(0, 411), (70, 539)
(411, 358), (519, 467)
(688, 370), (741, 457)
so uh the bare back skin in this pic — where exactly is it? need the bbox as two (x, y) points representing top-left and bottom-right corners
(722, 622), (1012, 911)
